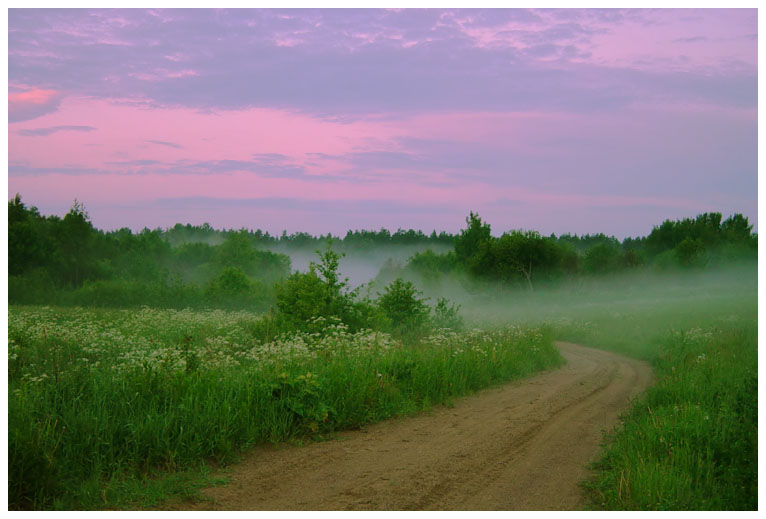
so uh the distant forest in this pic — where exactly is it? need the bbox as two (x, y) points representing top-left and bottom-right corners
(8, 194), (757, 310)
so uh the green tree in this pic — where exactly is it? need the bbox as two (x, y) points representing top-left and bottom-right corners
(274, 243), (366, 332)
(215, 231), (257, 270)
(454, 212), (493, 275)
(674, 237), (706, 268)
(492, 230), (561, 290)
(377, 278), (430, 339)
(583, 242), (622, 274)
(54, 200), (96, 287)
(8, 195), (44, 276)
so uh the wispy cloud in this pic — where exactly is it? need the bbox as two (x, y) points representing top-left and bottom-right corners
(674, 36), (708, 43)
(147, 196), (453, 215)
(18, 125), (97, 136)
(7, 9), (757, 116)
(146, 139), (183, 149)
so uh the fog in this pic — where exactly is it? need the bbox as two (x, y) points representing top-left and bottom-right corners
(266, 243), (453, 289)
(268, 241), (756, 349)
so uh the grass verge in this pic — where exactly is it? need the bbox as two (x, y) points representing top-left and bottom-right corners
(8, 306), (562, 510)
(585, 322), (757, 510)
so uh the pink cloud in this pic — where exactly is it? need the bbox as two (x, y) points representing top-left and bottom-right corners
(8, 87), (63, 122)
(8, 97), (407, 170)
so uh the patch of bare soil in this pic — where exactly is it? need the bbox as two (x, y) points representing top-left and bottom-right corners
(168, 342), (652, 510)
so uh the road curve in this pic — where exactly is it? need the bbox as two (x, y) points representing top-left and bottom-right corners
(173, 342), (653, 511)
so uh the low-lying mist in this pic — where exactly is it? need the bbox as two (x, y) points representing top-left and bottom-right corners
(325, 255), (757, 360)
(268, 243), (453, 288)
(275, 239), (756, 344)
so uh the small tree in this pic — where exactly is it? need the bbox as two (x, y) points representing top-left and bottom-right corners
(274, 242), (368, 333)
(432, 297), (464, 331)
(493, 230), (560, 290)
(56, 199), (96, 287)
(454, 212), (493, 269)
(377, 278), (430, 340)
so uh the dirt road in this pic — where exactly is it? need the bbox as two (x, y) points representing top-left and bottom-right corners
(176, 342), (652, 510)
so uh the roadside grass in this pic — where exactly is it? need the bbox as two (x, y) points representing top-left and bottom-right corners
(527, 265), (757, 511)
(8, 305), (562, 510)
(585, 322), (757, 510)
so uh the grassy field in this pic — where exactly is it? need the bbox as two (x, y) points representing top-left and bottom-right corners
(586, 321), (757, 510)
(7, 264), (757, 510)
(534, 265), (758, 510)
(8, 306), (561, 510)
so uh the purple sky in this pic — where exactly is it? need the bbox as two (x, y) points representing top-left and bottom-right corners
(7, 8), (758, 239)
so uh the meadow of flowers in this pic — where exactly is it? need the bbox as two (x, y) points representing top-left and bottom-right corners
(8, 305), (562, 510)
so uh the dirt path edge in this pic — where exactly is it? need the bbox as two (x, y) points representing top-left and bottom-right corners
(169, 341), (653, 511)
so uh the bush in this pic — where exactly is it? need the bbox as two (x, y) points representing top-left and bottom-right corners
(274, 244), (373, 333)
(377, 278), (430, 340)
(431, 297), (464, 331)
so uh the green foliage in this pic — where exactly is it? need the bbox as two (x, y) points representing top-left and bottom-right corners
(8, 194), (46, 276)
(432, 297), (464, 331)
(454, 212), (493, 269)
(6, 196), (290, 310)
(208, 266), (252, 294)
(203, 267), (272, 311)
(275, 270), (331, 331)
(8, 305), (559, 510)
(54, 200), (98, 287)
(8, 196), (757, 312)
(406, 249), (457, 285)
(377, 278), (430, 339)
(645, 212), (756, 265)
(442, 210), (757, 288)
(274, 243), (369, 333)
(492, 230), (562, 289)
(583, 241), (622, 274)
(587, 324), (757, 510)
(673, 237), (706, 268)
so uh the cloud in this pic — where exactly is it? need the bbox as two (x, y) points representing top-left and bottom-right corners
(167, 158), (307, 179)
(8, 87), (63, 122)
(147, 196), (452, 215)
(104, 159), (162, 166)
(7, 9), (757, 117)
(674, 36), (708, 43)
(17, 125), (97, 136)
(146, 139), (183, 149)
(8, 163), (109, 177)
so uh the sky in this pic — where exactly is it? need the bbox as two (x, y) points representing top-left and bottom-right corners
(6, 8), (759, 239)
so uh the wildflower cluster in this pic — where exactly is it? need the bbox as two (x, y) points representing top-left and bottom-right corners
(669, 326), (714, 348)
(8, 307), (405, 381)
(423, 325), (548, 358)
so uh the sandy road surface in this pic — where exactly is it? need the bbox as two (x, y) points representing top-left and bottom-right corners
(173, 342), (652, 511)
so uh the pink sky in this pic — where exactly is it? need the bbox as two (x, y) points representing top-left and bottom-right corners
(7, 8), (758, 238)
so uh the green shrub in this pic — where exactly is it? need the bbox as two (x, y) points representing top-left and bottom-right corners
(274, 244), (372, 333)
(377, 278), (430, 340)
(432, 297), (464, 331)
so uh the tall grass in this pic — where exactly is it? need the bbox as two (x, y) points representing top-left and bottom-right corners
(513, 264), (757, 510)
(8, 306), (561, 510)
(586, 322), (757, 510)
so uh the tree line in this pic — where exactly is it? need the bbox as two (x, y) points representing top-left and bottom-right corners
(8, 195), (757, 308)
(385, 211), (757, 292)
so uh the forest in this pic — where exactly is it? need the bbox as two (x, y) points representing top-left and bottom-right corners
(8, 194), (757, 315)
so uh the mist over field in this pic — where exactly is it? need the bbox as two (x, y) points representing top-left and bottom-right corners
(270, 243), (454, 289)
